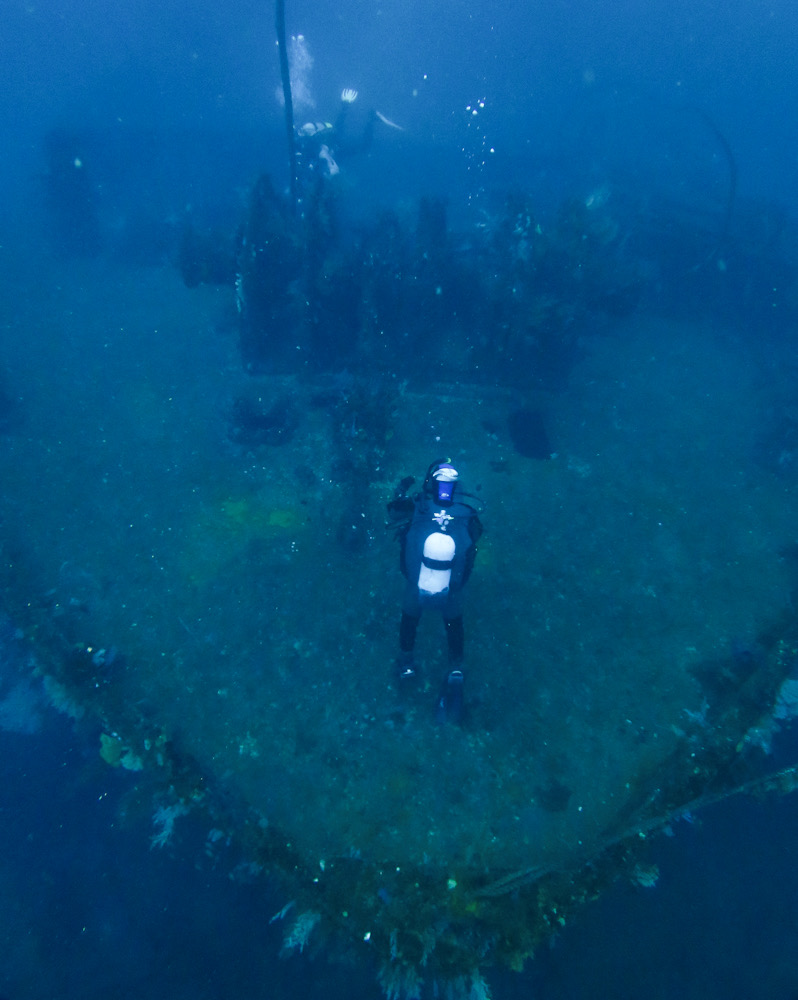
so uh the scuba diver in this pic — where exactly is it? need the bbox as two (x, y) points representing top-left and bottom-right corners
(296, 88), (359, 181)
(388, 460), (483, 725)
(296, 88), (403, 186)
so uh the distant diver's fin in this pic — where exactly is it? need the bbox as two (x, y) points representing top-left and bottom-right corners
(375, 110), (405, 131)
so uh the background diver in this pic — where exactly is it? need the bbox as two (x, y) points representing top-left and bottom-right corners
(388, 460), (483, 724)
(296, 88), (403, 181)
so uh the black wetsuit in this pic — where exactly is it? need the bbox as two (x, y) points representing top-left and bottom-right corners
(398, 494), (482, 666)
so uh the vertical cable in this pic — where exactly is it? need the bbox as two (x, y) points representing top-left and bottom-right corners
(275, 0), (297, 213)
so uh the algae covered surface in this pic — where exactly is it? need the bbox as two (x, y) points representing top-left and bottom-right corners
(1, 251), (795, 972)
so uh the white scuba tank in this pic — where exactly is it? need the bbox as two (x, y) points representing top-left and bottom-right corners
(417, 531), (456, 595)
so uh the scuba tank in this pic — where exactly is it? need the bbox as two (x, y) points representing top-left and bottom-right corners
(417, 531), (456, 596)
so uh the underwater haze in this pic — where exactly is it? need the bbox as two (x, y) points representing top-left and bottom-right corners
(2, 0), (798, 997)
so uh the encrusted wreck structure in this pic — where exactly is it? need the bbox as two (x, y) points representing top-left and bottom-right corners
(4, 76), (798, 995)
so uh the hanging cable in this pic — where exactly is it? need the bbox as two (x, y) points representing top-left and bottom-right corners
(275, 0), (297, 214)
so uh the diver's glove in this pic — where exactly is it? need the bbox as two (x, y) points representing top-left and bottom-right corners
(341, 88), (358, 103)
(386, 496), (414, 523)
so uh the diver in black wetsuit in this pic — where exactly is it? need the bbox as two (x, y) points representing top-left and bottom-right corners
(389, 460), (483, 724)
(296, 88), (401, 192)
(295, 89), (373, 185)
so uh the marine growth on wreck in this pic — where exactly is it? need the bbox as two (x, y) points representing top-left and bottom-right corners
(4, 32), (798, 998)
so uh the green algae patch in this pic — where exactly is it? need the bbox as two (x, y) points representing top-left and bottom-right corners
(179, 495), (306, 587)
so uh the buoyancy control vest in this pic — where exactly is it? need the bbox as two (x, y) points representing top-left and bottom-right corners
(401, 497), (481, 598)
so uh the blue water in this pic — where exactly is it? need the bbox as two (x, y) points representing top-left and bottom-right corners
(2, 0), (798, 995)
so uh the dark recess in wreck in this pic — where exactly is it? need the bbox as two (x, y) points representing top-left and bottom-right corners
(507, 407), (552, 459)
